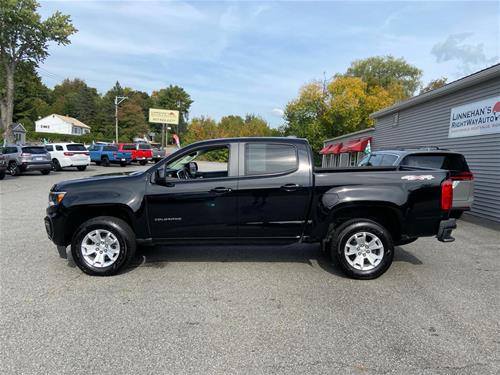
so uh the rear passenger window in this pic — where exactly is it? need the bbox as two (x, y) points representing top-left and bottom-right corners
(56, 145), (63, 151)
(382, 155), (398, 165)
(104, 146), (118, 152)
(401, 154), (469, 172)
(245, 143), (297, 176)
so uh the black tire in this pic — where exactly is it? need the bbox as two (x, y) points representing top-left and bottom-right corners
(330, 219), (394, 280)
(94, 161), (101, 166)
(8, 162), (19, 176)
(120, 162), (127, 167)
(52, 159), (62, 171)
(0, 170), (5, 180)
(41, 169), (51, 175)
(154, 159), (160, 164)
(71, 216), (136, 276)
(139, 160), (147, 166)
(102, 157), (110, 167)
(77, 166), (87, 171)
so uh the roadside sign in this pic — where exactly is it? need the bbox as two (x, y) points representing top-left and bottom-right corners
(149, 108), (179, 124)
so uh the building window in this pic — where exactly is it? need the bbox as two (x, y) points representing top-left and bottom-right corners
(392, 112), (399, 127)
(349, 152), (358, 166)
(72, 127), (82, 135)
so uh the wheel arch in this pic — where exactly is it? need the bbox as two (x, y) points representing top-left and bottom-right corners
(319, 202), (404, 244)
(62, 204), (138, 245)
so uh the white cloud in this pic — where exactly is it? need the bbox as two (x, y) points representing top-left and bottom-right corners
(271, 108), (284, 117)
(431, 33), (499, 74)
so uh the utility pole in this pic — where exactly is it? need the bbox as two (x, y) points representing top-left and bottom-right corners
(114, 96), (128, 143)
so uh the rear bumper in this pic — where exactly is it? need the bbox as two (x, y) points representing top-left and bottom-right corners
(436, 219), (457, 242)
(22, 161), (53, 171)
(60, 157), (90, 167)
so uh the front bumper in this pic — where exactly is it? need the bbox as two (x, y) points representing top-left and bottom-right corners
(437, 219), (457, 242)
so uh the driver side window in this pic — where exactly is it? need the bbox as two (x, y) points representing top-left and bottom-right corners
(195, 147), (229, 174)
(164, 145), (230, 180)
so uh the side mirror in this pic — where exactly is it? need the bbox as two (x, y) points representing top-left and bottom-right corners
(153, 166), (175, 187)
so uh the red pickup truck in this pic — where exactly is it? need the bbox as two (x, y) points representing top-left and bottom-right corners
(118, 143), (153, 165)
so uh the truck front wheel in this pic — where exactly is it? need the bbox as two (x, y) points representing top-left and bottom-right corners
(71, 216), (136, 276)
(330, 219), (394, 280)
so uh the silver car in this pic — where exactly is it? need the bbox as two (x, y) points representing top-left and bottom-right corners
(359, 148), (474, 218)
(151, 143), (166, 163)
(2, 145), (53, 176)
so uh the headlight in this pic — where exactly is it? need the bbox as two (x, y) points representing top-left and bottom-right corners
(49, 191), (66, 206)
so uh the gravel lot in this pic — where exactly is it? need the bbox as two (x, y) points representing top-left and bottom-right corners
(1, 164), (499, 374)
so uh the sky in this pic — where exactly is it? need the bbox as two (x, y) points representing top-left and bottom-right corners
(38, 0), (500, 127)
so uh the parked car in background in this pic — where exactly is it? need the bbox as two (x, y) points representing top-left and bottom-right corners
(1, 145), (52, 176)
(0, 154), (7, 180)
(88, 144), (132, 167)
(151, 143), (166, 163)
(358, 148), (473, 218)
(118, 143), (153, 165)
(45, 143), (90, 171)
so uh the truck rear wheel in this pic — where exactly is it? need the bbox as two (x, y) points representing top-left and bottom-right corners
(330, 219), (394, 279)
(71, 216), (136, 276)
(102, 156), (110, 167)
(139, 160), (147, 165)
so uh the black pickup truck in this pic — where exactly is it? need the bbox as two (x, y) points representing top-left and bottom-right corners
(45, 137), (456, 279)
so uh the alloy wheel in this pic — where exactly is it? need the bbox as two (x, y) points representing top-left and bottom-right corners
(81, 229), (121, 268)
(344, 231), (384, 271)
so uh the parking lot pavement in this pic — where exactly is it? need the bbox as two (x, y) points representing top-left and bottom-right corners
(1, 165), (499, 375)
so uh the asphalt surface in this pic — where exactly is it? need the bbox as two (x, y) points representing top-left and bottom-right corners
(1, 164), (499, 375)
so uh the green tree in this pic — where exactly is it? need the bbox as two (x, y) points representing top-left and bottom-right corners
(0, 0), (77, 141)
(283, 77), (393, 153)
(13, 62), (52, 130)
(94, 81), (125, 139)
(283, 81), (328, 152)
(117, 101), (149, 142)
(50, 79), (100, 126)
(151, 85), (193, 135)
(420, 77), (447, 94)
(344, 56), (422, 100)
(184, 116), (219, 144)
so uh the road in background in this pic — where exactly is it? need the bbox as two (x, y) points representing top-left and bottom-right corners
(1, 164), (499, 374)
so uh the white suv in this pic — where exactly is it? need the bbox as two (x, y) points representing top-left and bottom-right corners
(45, 143), (90, 171)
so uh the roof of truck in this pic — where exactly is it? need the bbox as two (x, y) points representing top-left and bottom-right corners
(189, 137), (309, 146)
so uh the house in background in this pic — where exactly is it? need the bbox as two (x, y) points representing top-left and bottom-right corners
(11, 123), (27, 144)
(35, 114), (91, 135)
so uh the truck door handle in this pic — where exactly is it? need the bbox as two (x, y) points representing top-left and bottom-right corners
(210, 187), (232, 194)
(280, 183), (301, 192)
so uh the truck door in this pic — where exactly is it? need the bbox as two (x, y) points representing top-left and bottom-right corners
(145, 143), (239, 240)
(236, 141), (312, 240)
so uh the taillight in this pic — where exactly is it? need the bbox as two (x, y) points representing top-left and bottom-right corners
(441, 179), (453, 211)
(64, 152), (74, 156)
(451, 171), (473, 181)
(21, 153), (31, 157)
(84, 152), (89, 156)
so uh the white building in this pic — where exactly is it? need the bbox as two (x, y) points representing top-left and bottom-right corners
(35, 114), (91, 135)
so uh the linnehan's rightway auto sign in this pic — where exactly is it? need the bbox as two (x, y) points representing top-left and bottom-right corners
(449, 96), (500, 138)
